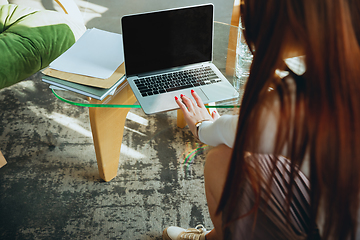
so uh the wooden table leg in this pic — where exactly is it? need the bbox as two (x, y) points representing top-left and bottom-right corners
(88, 81), (136, 182)
(0, 150), (7, 168)
(226, 0), (240, 76)
(177, 109), (187, 128)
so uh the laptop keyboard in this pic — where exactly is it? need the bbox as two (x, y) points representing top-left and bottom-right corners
(134, 66), (222, 97)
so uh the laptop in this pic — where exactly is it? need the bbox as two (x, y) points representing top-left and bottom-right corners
(121, 4), (239, 114)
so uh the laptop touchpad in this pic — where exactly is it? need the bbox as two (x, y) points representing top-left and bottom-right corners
(195, 88), (209, 102)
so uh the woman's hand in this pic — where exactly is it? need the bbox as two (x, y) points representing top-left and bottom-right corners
(175, 89), (220, 138)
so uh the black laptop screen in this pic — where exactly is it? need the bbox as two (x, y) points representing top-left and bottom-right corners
(121, 4), (213, 76)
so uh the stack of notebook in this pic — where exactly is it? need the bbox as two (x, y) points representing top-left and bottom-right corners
(42, 28), (126, 100)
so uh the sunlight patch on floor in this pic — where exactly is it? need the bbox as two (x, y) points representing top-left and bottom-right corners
(126, 112), (149, 126)
(124, 126), (146, 137)
(48, 112), (92, 137)
(75, 0), (108, 25)
(120, 145), (146, 159)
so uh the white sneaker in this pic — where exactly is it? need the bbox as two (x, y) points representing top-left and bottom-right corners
(162, 224), (210, 240)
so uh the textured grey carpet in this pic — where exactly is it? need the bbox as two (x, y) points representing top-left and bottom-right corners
(0, 72), (217, 239)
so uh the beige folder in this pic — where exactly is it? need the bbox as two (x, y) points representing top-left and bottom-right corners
(42, 63), (126, 89)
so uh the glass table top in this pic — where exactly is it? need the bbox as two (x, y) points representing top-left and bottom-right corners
(51, 22), (247, 109)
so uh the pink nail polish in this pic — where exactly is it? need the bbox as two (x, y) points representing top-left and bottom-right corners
(175, 96), (178, 100)
(180, 94), (184, 98)
(191, 89), (195, 93)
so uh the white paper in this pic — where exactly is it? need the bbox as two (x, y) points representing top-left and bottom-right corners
(49, 28), (124, 79)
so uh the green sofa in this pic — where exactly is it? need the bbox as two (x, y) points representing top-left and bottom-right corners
(0, 1), (85, 89)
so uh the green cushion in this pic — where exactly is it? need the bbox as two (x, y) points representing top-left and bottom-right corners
(0, 4), (78, 89)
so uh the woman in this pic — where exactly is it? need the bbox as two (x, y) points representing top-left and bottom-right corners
(163, 0), (360, 239)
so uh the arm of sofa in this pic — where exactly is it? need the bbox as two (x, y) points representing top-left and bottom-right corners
(0, 3), (86, 89)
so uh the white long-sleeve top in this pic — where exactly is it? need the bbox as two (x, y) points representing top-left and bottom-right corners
(198, 115), (238, 148)
(197, 111), (280, 157)
(198, 56), (306, 152)
(197, 75), (310, 178)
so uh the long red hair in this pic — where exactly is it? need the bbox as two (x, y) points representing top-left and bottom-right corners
(219, 0), (360, 239)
